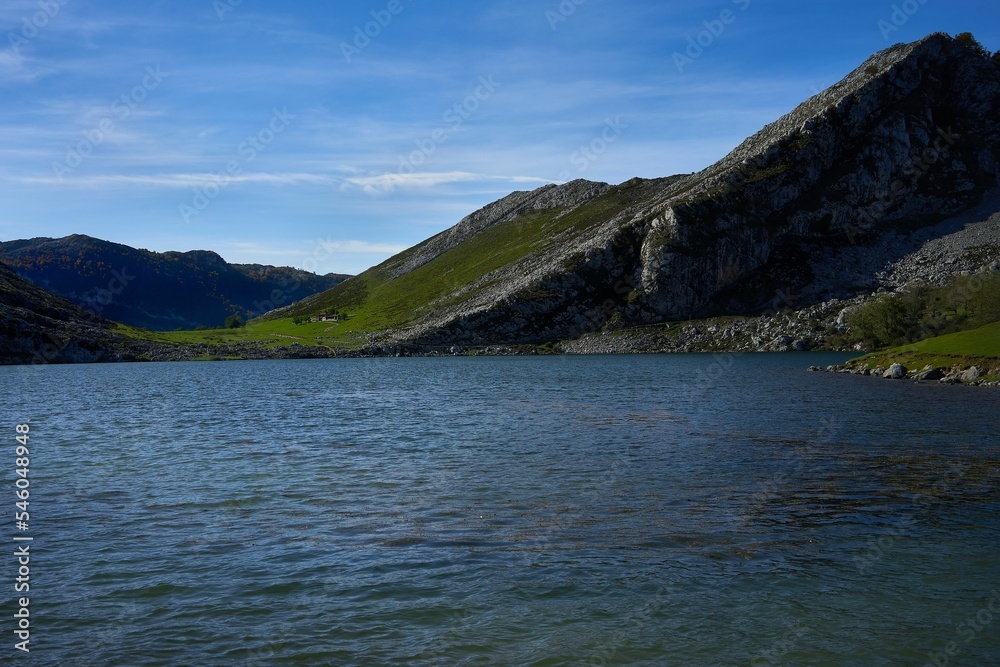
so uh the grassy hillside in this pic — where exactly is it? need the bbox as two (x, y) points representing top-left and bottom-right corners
(123, 318), (358, 350)
(249, 180), (663, 347)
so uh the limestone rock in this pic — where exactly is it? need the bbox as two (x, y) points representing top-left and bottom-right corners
(884, 363), (908, 379)
(962, 366), (986, 381)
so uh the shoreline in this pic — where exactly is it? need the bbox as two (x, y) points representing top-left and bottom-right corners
(810, 360), (1000, 388)
(4, 331), (997, 391)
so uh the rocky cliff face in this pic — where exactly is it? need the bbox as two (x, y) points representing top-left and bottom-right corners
(634, 33), (1000, 322)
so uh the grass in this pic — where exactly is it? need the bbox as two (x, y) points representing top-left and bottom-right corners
(114, 319), (358, 350)
(846, 320), (1000, 379)
(898, 320), (1000, 357)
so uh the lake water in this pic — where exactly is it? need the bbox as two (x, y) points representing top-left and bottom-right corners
(2, 353), (999, 666)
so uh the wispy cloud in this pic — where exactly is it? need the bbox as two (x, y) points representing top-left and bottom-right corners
(205, 238), (411, 274)
(344, 171), (549, 194)
(215, 239), (409, 258)
(316, 239), (411, 254)
(0, 48), (37, 84)
(13, 172), (342, 188)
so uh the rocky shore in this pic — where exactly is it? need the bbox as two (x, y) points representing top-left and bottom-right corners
(810, 360), (1000, 387)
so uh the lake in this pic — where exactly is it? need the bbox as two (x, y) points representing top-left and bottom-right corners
(2, 353), (999, 665)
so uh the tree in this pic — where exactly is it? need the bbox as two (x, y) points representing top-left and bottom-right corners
(956, 32), (989, 58)
(225, 314), (245, 329)
(971, 273), (1000, 325)
(848, 294), (907, 348)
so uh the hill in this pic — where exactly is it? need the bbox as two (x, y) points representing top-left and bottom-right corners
(0, 235), (350, 330)
(0, 259), (163, 364)
(268, 33), (1000, 352)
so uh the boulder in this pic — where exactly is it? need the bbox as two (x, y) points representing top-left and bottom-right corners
(961, 366), (985, 382)
(913, 368), (944, 381)
(883, 363), (907, 379)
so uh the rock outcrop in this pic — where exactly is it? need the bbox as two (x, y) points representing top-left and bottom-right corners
(884, 363), (908, 379)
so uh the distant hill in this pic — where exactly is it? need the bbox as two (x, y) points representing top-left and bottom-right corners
(0, 235), (351, 330)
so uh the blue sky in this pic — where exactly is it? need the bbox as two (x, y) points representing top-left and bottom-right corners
(1, 0), (997, 275)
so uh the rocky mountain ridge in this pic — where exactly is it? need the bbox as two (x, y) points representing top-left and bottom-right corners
(284, 33), (1000, 351)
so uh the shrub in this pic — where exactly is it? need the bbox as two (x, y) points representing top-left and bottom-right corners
(225, 314), (245, 329)
(956, 32), (989, 58)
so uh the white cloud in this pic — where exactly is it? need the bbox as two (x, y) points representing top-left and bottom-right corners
(315, 239), (411, 254)
(204, 238), (411, 275)
(215, 239), (409, 258)
(0, 48), (37, 84)
(344, 171), (550, 194)
(13, 172), (342, 188)
(345, 171), (480, 193)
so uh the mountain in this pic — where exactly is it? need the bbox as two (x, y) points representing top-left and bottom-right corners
(0, 235), (351, 330)
(274, 33), (1000, 350)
